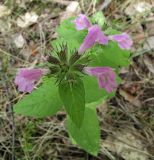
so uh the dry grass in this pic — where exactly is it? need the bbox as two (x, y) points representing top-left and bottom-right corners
(0, 0), (154, 159)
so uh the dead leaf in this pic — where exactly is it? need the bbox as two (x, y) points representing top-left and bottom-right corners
(125, 2), (152, 17)
(101, 128), (149, 160)
(134, 2), (151, 13)
(99, 0), (112, 10)
(15, 0), (30, 9)
(146, 20), (154, 36)
(143, 36), (154, 51)
(143, 55), (154, 74)
(60, 1), (81, 22)
(17, 12), (38, 28)
(0, 5), (11, 18)
(13, 34), (25, 48)
(0, 19), (11, 33)
(119, 88), (141, 107)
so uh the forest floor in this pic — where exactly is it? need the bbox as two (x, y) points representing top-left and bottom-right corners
(0, 0), (154, 160)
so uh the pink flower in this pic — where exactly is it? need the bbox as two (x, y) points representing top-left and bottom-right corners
(79, 25), (108, 53)
(109, 33), (133, 50)
(14, 69), (43, 93)
(73, 14), (91, 30)
(84, 67), (117, 93)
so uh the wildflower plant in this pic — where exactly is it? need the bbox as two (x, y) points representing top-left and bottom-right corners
(14, 12), (132, 155)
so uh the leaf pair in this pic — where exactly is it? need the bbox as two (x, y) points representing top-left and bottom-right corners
(14, 75), (86, 129)
(13, 77), (101, 156)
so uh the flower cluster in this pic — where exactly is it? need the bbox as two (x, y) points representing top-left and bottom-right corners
(14, 14), (132, 93)
(73, 14), (132, 92)
(73, 14), (132, 52)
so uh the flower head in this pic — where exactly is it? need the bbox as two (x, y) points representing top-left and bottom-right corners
(73, 14), (91, 30)
(109, 33), (133, 50)
(14, 68), (43, 93)
(79, 25), (108, 53)
(84, 67), (117, 93)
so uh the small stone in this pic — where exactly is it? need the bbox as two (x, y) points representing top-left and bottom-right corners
(13, 34), (25, 48)
(60, 1), (81, 22)
(134, 2), (151, 13)
(66, 1), (80, 13)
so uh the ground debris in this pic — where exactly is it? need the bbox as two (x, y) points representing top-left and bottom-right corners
(13, 33), (25, 49)
(124, 1), (152, 17)
(101, 128), (150, 160)
(0, 5), (11, 18)
(60, 1), (81, 22)
(0, 0), (154, 160)
(17, 12), (38, 28)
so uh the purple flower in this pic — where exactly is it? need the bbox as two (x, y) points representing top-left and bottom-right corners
(14, 68), (43, 93)
(73, 14), (91, 30)
(109, 33), (133, 50)
(79, 25), (108, 53)
(84, 67), (117, 93)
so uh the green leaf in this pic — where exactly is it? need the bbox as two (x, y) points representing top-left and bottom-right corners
(83, 75), (115, 103)
(89, 41), (130, 68)
(51, 38), (65, 51)
(91, 11), (106, 28)
(57, 18), (87, 54)
(51, 38), (76, 58)
(14, 78), (62, 118)
(57, 18), (87, 42)
(59, 78), (85, 128)
(104, 27), (121, 35)
(86, 98), (105, 109)
(66, 106), (100, 156)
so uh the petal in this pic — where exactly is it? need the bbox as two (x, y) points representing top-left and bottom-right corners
(21, 69), (43, 80)
(79, 25), (109, 53)
(105, 85), (114, 93)
(83, 67), (104, 76)
(109, 33), (128, 41)
(107, 70), (116, 81)
(118, 39), (132, 50)
(100, 75), (117, 93)
(17, 79), (34, 93)
(98, 76), (106, 88)
(105, 75), (117, 93)
(118, 42), (129, 49)
(14, 75), (23, 85)
(79, 25), (100, 53)
(73, 14), (91, 30)
(15, 68), (43, 93)
(83, 67), (112, 76)
(109, 32), (133, 50)
(18, 83), (27, 92)
(14, 76), (27, 88)
(83, 67), (93, 76)
(25, 82), (34, 93)
(97, 33), (108, 45)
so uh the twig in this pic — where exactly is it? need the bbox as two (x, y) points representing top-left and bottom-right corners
(99, 0), (112, 10)
(2, 73), (16, 160)
(44, 0), (70, 5)
(0, 48), (28, 63)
